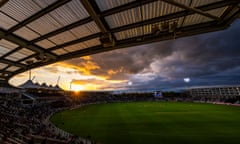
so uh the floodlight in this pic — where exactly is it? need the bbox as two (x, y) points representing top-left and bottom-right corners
(161, 22), (169, 31)
(169, 21), (178, 33)
(152, 24), (161, 36)
(100, 33), (115, 47)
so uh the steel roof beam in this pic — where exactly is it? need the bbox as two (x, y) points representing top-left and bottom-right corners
(115, 10), (240, 51)
(101, 0), (157, 17)
(81, 0), (117, 46)
(101, 0), (236, 17)
(32, 0), (156, 44)
(218, 3), (240, 24)
(57, 22), (223, 62)
(81, 0), (108, 33)
(86, 0), (117, 42)
(162, 0), (220, 20)
(221, 9), (240, 27)
(8, 0), (70, 33)
(17, 54), (37, 64)
(49, 1), (232, 51)
(0, 28), (56, 59)
(31, 17), (92, 43)
(0, 70), (12, 75)
(0, 59), (26, 68)
(54, 6), (240, 63)
(111, 0), (234, 33)
(0, 0), (9, 7)
(117, 22), (219, 45)
(0, 46), (22, 58)
(49, 33), (101, 51)
(31, 0), (236, 45)
(0, 77), (6, 80)
(48, 1), (236, 52)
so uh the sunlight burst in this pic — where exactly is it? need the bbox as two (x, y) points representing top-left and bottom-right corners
(71, 84), (84, 91)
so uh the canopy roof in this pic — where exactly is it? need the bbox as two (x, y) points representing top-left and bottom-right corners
(0, 0), (240, 84)
(19, 79), (63, 90)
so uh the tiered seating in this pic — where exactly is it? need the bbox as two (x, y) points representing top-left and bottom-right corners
(0, 98), (70, 144)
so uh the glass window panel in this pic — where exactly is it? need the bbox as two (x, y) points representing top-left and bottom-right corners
(0, 46), (12, 57)
(183, 14), (212, 27)
(64, 42), (87, 52)
(35, 39), (56, 49)
(95, 0), (135, 11)
(0, 39), (18, 49)
(70, 21), (100, 39)
(18, 48), (35, 55)
(0, 12), (18, 30)
(83, 38), (101, 47)
(105, 1), (183, 28)
(5, 48), (35, 61)
(0, 39), (18, 56)
(6, 66), (20, 72)
(27, 14), (63, 35)
(0, 63), (8, 70)
(1, 0), (41, 21)
(33, 0), (58, 8)
(191, 0), (223, 8)
(48, 31), (77, 45)
(49, 0), (89, 26)
(52, 48), (68, 55)
(14, 27), (40, 41)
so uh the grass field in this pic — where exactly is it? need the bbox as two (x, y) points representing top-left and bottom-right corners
(50, 102), (240, 144)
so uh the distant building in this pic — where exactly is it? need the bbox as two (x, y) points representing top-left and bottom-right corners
(189, 85), (240, 100)
(18, 80), (66, 106)
(154, 91), (163, 98)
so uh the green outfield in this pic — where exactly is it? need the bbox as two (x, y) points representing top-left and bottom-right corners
(50, 102), (240, 144)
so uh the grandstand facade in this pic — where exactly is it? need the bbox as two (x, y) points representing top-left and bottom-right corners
(189, 85), (240, 100)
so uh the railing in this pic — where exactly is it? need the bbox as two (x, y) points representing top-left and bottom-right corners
(44, 106), (94, 144)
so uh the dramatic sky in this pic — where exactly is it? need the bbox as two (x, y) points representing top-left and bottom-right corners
(10, 19), (240, 91)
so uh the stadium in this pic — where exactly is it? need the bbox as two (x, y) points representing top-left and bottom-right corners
(1, 0), (240, 144)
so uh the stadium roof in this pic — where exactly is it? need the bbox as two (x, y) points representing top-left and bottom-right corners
(0, 0), (240, 84)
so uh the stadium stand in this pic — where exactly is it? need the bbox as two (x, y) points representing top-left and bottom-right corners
(189, 85), (240, 103)
(1, 84), (240, 144)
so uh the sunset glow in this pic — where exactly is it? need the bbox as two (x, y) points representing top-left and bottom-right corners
(71, 84), (84, 92)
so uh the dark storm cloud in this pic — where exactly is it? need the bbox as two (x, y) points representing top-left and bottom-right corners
(64, 39), (175, 80)
(63, 19), (240, 90)
(142, 19), (240, 79)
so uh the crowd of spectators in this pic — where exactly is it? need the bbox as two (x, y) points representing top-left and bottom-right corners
(70, 91), (154, 104)
(0, 96), (77, 144)
(0, 91), (158, 144)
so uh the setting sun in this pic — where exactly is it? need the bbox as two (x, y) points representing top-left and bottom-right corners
(71, 84), (84, 92)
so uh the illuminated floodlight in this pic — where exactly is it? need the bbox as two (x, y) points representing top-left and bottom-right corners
(184, 77), (190, 83)
(128, 81), (133, 86)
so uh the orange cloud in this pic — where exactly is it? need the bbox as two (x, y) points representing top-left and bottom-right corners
(80, 61), (100, 72)
(72, 78), (103, 85)
(81, 56), (91, 60)
(10, 56), (127, 91)
(70, 78), (127, 91)
(107, 69), (118, 75)
(53, 60), (100, 75)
